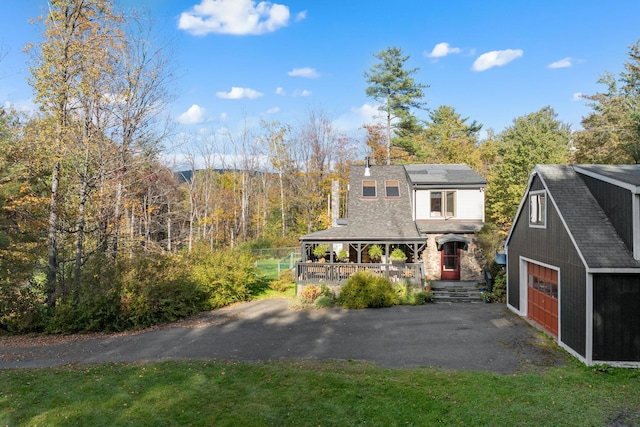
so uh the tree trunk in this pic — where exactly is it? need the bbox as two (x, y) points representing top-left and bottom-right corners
(46, 161), (60, 307)
(74, 178), (88, 290)
(279, 172), (286, 237)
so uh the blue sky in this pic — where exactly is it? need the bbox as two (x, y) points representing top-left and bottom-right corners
(2, 0), (640, 159)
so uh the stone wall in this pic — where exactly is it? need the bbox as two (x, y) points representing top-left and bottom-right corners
(421, 234), (485, 282)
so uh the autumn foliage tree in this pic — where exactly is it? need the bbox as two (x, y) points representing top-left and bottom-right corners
(573, 39), (640, 164)
(486, 107), (571, 229)
(26, 0), (173, 307)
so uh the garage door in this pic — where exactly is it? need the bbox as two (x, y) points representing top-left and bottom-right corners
(527, 263), (558, 336)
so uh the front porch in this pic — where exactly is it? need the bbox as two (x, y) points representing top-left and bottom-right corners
(296, 261), (425, 288)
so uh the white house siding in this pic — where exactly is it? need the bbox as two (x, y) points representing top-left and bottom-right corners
(414, 189), (484, 221)
(415, 190), (430, 219)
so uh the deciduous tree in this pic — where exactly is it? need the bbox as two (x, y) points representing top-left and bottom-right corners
(573, 40), (640, 164)
(486, 107), (571, 229)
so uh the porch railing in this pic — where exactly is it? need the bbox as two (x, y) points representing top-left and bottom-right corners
(296, 262), (424, 287)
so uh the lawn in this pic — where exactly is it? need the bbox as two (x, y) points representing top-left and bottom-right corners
(255, 258), (281, 281)
(1, 360), (639, 426)
(253, 258), (296, 299)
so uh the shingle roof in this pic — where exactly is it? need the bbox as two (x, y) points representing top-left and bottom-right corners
(300, 163), (485, 242)
(416, 220), (484, 234)
(536, 164), (640, 269)
(575, 164), (640, 190)
(404, 164), (486, 187)
(301, 164), (422, 241)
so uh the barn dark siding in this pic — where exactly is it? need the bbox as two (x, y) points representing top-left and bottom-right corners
(580, 174), (633, 252)
(593, 274), (640, 362)
(507, 175), (587, 356)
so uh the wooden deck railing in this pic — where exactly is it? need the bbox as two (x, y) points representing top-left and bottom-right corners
(296, 262), (424, 287)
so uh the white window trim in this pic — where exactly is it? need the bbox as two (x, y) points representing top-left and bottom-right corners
(529, 190), (546, 228)
(429, 190), (456, 218)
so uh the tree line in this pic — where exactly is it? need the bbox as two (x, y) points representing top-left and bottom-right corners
(0, 0), (638, 333)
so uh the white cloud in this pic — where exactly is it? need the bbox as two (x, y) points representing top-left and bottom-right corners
(178, 0), (291, 36)
(265, 106), (280, 114)
(572, 92), (585, 101)
(472, 49), (523, 72)
(275, 87), (286, 95)
(425, 42), (461, 58)
(288, 67), (320, 78)
(216, 86), (264, 99)
(548, 57), (573, 69)
(177, 104), (206, 124)
(292, 89), (311, 97)
(295, 10), (307, 22)
(333, 103), (380, 134)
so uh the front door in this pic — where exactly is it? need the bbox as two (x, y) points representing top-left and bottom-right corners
(441, 242), (461, 280)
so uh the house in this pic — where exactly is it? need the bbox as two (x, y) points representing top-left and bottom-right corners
(296, 163), (487, 290)
(505, 164), (640, 367)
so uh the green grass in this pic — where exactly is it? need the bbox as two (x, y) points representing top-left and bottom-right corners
(252, 258), (296, 300)
(1, 360), (639, 426)
(255, 258), (281, 281)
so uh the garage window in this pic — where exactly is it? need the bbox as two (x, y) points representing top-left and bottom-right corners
(530, 191), (546, 228)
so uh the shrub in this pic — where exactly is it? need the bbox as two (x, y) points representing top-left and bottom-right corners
(412, 291), (434, 305)
(393, 282), (434, 306)
(269, 268), (294, 292)
(491, 269), (507, 303)
(314, 295), (335, 308)
(301, 284), (322, 303)
(338, 270), (397, 309)
(188, 248), (258, 309)
(0, 279), (48, 334)
(119, 254), (207, 330)
(46, 256), (123, 333)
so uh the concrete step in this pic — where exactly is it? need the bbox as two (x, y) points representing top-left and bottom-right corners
(429, 280), (484, 303)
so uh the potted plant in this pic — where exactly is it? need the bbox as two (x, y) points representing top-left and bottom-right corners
(338, 248), (349, 262)
(390, 248), (407, 264)
(313, 244), (330, 262)
(368, 244), (383, 262)
(481, 290), (493, 303)
(424, 280), (432, 292)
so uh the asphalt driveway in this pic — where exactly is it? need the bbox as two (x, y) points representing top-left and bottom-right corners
(0, 299), (566, 373)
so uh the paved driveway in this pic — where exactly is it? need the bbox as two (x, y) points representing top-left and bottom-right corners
(0, 299), (566, 373)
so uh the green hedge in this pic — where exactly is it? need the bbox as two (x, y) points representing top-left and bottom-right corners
(2, 248), (260, 334)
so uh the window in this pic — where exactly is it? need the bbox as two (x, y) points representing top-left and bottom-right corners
(529, 192), (546, 227)
(430, 190), (456, 217)
(362, 180), (376, 197)
(385, 180), (400, 197)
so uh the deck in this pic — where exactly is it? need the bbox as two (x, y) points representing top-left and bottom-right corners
(296, 262), (424, 287)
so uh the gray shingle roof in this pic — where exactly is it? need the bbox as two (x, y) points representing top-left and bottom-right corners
(575, 164), (640, 190)
(301, 164), (422, 241)
(300, 163), (485, 242)
(536, 164), (640, 269)
(404, 164), (486, 187)
(416, 220), (484, 234)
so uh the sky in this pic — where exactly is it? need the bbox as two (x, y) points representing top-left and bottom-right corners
(1, 0), (640, 165)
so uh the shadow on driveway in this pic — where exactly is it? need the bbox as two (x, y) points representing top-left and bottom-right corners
(0, 299), (567, 374)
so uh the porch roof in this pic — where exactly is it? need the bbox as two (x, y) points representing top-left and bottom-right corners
(416, 220), (484, 234)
